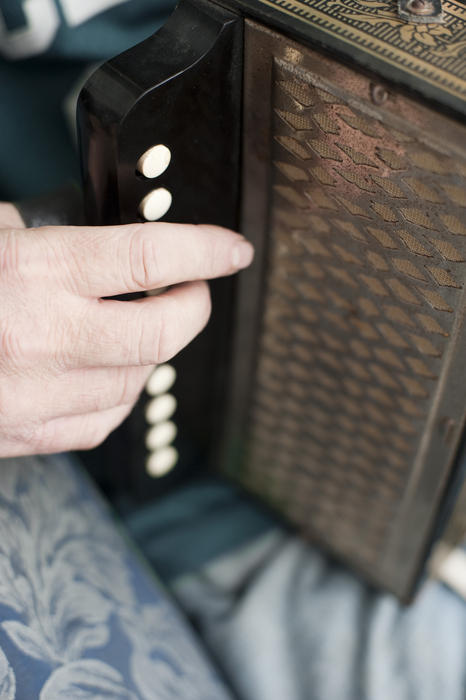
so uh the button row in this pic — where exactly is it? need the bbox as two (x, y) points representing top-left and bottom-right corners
(144, 363), (178, 478)
(137, 144), (172, 221)
(137, 148), (176, 471)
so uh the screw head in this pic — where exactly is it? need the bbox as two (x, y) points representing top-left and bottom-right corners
(407, 0), (434, 15)
(370, 84), (388, 105)
(439, 417), (456, 446)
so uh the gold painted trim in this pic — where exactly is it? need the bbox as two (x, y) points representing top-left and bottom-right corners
(253, 0), (466, 102)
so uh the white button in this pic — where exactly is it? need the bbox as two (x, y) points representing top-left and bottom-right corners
(136, 144), (171, 178)
(146, 446), (179, 477)
(145, 393), (177, 424)
(145, 421), (177, 450)
(139, 188), (172, 221)
(146, 364), (176, 396)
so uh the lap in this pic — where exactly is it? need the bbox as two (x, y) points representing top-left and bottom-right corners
(126, 476), (466, 700)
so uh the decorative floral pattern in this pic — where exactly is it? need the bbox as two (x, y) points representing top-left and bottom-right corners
(330, 0), (461, 54)
(0, 454), (231, 699)
(399, 22), (452, 49)
(0, 646), (15, 699)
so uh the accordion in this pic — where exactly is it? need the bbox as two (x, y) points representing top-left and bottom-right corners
(77, 0), (466, 601)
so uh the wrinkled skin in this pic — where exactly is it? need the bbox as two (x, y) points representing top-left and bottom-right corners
(0, 203), (253, 456)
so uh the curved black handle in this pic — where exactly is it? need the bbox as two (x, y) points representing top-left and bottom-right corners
(77, 0), (243, 230)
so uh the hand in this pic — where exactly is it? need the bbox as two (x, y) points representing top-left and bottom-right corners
(0, 204), (254, 457)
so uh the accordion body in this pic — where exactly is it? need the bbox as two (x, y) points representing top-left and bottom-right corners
(78, 0), (466, 600)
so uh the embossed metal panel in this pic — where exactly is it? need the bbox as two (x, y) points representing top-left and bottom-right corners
(219, 0), (466, 116)
(222, 21), (466, 599)
(78, 0), (466, 597)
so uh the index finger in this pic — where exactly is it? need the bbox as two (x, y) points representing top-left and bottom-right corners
(40, 222), (254, 297)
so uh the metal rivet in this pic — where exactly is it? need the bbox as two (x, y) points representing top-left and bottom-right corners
(136, 144), (171, 178)
(370, 84), (388, 105)
(407, 0), (434, 15)
(439, 416), (456, 446)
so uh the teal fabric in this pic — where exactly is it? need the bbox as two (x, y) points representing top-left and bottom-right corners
(123, 475), (466, 700)
(125, 477), (277, 581)
(0, 0), (175, 199)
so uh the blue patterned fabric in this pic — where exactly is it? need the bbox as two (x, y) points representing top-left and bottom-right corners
(0, 454), (232, 699)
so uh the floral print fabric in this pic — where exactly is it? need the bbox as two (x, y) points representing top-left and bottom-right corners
(0, 454), (231, 699)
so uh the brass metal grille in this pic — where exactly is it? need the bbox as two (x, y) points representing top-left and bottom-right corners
(224, 21), (466, 598)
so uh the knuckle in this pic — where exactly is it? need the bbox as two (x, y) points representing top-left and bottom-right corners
(26, 421), (58, 454)
(0, 230), (23, 279)
(45, 233), (81, 295)
(0, 381), (44, 449)
(115, 368), (141, 407)
(51, 302), (92, 371)
(48, 314), (76, 371)
(0, 319), (25, 370)
(132, 305), (164, 365)
(152, 303), (175, 364)
(127, 227), (161, 291)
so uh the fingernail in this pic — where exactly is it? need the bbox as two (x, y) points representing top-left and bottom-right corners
(232, 241), (254, 269)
